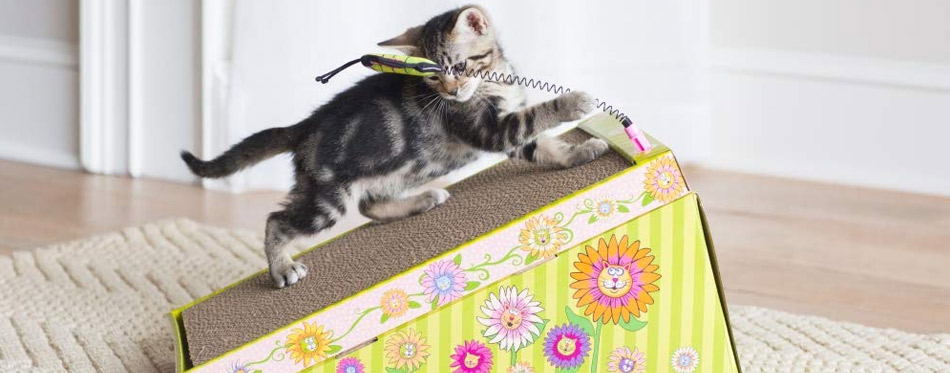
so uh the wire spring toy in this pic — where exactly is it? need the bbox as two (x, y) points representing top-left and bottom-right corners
(448, 68), (633, 128)
(315, 53), (652, 153)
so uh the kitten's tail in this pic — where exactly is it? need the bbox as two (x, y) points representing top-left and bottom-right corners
(180, 126), (300, 179)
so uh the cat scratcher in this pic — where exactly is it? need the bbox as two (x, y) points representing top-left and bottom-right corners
(170, 114), (741, 373)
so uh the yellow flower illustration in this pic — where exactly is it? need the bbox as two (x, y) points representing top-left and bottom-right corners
(570, 235), (660, 324)
(643, 156), (685, 203)
(380, 288), (410, 318)
(509, 361), (535, 373)
(384, 328), (430, 371)
(594, 198), (617, 218)
(284, 321), (333, 367)
(518, 215), (569, 259)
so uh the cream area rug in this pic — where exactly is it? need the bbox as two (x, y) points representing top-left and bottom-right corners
(0, 219), (947, 372)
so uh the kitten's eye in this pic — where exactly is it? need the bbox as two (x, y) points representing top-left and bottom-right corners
(426, 76), (440, 81)
(452, 62), (466, 72)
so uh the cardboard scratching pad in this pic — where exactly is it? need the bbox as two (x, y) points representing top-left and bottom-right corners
(171, 114), (741, 373)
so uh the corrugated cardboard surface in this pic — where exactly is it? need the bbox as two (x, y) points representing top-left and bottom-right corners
(181, 131), (631, 365)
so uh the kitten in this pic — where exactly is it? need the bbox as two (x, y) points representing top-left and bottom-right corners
(180, 5), (608, 288)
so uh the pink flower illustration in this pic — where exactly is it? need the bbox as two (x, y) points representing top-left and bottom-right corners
(449, 340), (493, 373)
(336, 357), (365, 373)
(607, 346), (646, 373)
(421, 259), (467, 306)
(476, 285), (544, 351)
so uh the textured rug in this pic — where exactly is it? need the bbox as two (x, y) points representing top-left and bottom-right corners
(0, 219), (947, 372)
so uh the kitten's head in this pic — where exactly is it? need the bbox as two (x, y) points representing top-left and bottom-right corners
(379, 5), (501, 102)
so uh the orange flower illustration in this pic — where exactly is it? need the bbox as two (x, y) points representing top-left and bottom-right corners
(570, 235), (660, 324)
(644, 156), (685, 203)
(380, 288), (410, 318)
(519, 215), (569, 259)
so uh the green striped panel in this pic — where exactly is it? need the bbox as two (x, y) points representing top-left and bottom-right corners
(311, 194), (738, 372)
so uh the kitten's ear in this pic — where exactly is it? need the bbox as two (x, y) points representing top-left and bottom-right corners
(453, 6), (491, 40)
(378, 26), (422, 55)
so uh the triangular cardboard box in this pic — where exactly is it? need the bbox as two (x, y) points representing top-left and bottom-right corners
(171, 114), (741, 373)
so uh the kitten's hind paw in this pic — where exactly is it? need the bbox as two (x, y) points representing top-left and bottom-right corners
(555, 91), (596, 122)
(420, 188), (451, 213)
(271, 260), (308, 288)
(428, 188), (451, 206)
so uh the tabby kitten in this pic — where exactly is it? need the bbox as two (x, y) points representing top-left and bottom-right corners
(181, 5), (608, 288)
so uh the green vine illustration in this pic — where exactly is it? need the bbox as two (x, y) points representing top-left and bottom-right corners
(239, 338), (288, 372)
(564, 306), (647, 373)
(466, 246), (524, 281)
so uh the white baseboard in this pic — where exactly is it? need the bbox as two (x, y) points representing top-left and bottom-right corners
(0, 34), (78, 68)
(0, 140), (80, 170)
(0, 35), (79, 170)
(711, 47), (950, 92)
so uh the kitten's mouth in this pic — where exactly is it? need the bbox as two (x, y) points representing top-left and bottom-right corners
(439, 93), (472, 102)
(440, 82), (478, 102)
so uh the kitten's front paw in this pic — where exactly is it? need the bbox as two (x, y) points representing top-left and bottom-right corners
(555, 91), (596, 122)
(568, 138), (609, 167)
(271, 260), (308, 288)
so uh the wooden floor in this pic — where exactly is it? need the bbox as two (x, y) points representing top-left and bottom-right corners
(1, 159), (948, 333)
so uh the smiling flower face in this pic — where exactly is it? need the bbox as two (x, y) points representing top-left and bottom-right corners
(508, 362), (535, 373)
(570, 235), (660, 324)
(671, 346), (700, 373)
(519, 215), (568, 259)
(608, 346), (646, 373)
(595, 198), (617, 218)
(543, 323), (590, 369)
(380, 288), (410, 318)
(384, 329), (430, 371)
(477, 285), (545, 352)
(449, 340), (493, 373)
(598, 262), (634, 298)
(422, 259), (467, 307)
(336, 357), (365, 373)
(644, 156), (685, 203)
(284, 322), (333, 367)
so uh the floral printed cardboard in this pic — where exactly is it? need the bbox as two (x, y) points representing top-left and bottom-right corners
(170, 116), (738, 372)
(305, 193), (738, 373)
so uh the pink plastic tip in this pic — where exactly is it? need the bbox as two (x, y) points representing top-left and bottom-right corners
(624, 125), (653, 153)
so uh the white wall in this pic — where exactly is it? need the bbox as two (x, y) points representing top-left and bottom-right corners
(0, 0), (80, 169)
(0, 0), (77, 42)
(132, 0), (199, 182)
(78, 0), (200, 182)
(222, 0), (710, 191)
(708, 0), (950, 196)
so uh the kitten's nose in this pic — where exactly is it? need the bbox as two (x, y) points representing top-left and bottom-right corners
(612, 277), (618, 282)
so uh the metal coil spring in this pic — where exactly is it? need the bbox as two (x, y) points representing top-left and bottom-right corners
(449, 68), (633, 127)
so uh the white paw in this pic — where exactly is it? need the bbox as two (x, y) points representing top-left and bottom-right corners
(271, 260), (308, 288)
(569, 138), (609, 167)
(584, 138), (609, 158)
(430, 188), (451, 205)
(556, 91), (596, 122)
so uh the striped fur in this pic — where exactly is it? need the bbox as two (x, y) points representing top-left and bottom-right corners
(180, 5), (608, 287)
